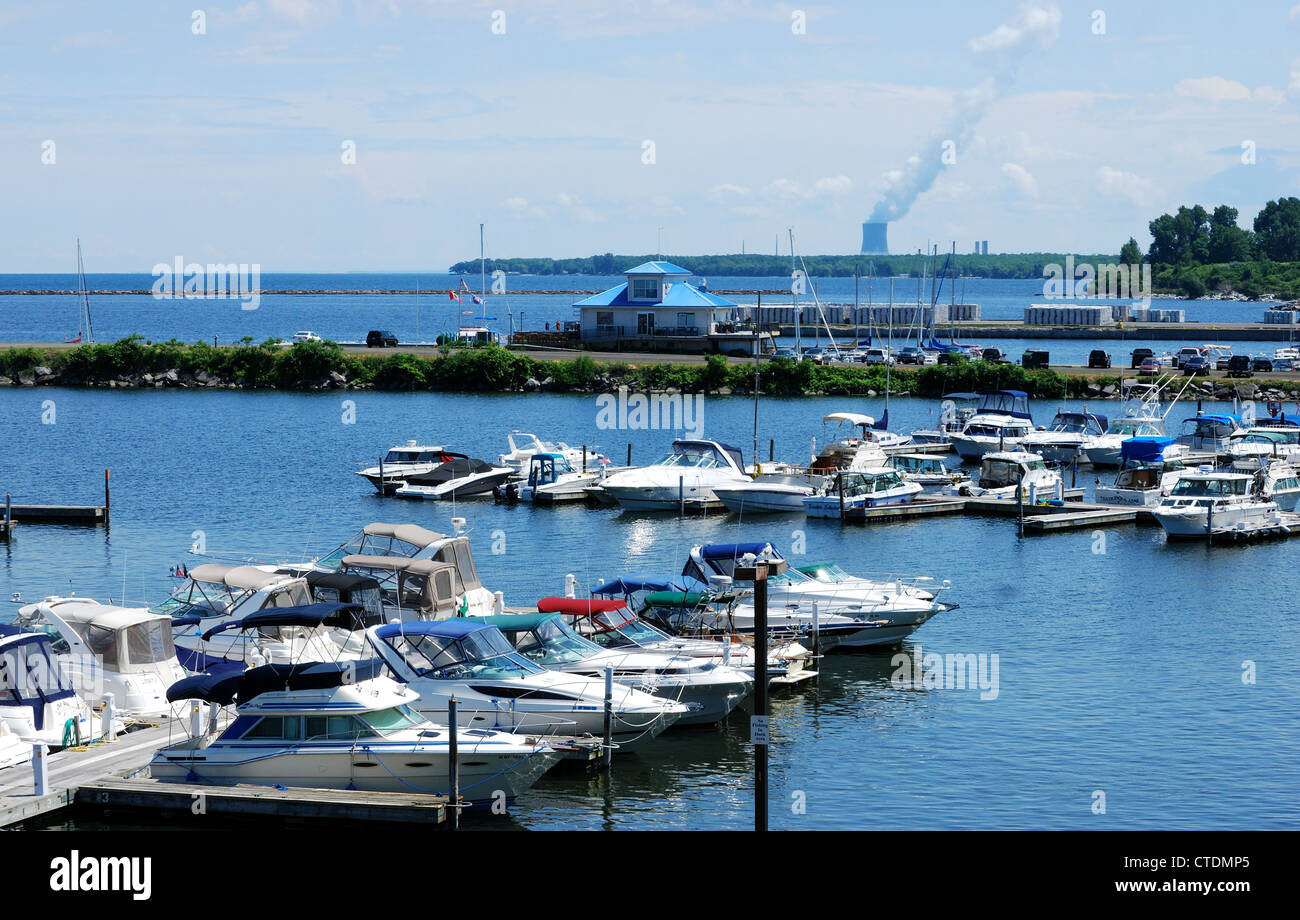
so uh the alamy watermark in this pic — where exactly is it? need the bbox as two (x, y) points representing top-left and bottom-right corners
(595, 385), (704, 439)
(151, 257), (261, 310)
(1042, 255), (1151, 308)
(890, 644), (1000, 700)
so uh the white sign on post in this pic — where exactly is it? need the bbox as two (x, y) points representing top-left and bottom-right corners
(751, 715), (769, 746)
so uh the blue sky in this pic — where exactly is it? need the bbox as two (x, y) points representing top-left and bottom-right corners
(1, 0), (1298, 271)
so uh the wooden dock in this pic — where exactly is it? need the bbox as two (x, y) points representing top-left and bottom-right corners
(5, 504), (106, 523)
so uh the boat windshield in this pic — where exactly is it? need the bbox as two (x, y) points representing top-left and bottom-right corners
(1240, 430), (1300, 446)
(0, 637), (78, 703)
(11, 608), (72, 654)
(1170, 478), (1247, 498)
(1110, 418), (1162, 437)
(383, 449), (442, 464)
(583, 610), (669, 648)
(123, 620), (176, 667)
(800, 563), (851, 583)
(359, 705), (426, 736)
(655, 445), (723, 469)
(384, 630), (542, 680)
(510, 618), (602, 665)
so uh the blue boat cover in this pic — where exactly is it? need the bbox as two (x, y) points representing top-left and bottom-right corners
(1120, 436), (1176, 462)
(699, 542), (779, 561)
(591, 575), (678, 595)
(372, 619), (490, 641)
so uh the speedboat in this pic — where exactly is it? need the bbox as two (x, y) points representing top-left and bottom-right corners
(497, 432), (604, 478)
(152, 659), (561, 801)
(886, 453), (969, 493)
(1176, 414), (1244, 452)
(712, 470), (828, 514)
(1020, 411), (1109, 465)
(1151, 472), (1281, 539)
(598, 439), (751, 511)
(950, 391), (1035, 460)
(819, 411), (910, 449)
(1227, 425), (1300, 464)
(498, 452), (609, 505)
(13, 597), (186, 719)
(1082, 415), (1168, 467)
(482, 613), (754, 726)
(809, 413), (896, 472)
(364, 619), (686, 748)
(0, 628), (125, 749)
(910, 392), (979, 444)
(954, 451), (1061, 500)
(357, 441), (458, 495)
(1095, 437), (1189, 506)
(803, 468), (922, 517)
(1228, 457), (1300, 511)
(394, 454), (515, 500)
(336, 556), (464, 622)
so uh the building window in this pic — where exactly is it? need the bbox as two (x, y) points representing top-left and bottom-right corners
(676, 313), (693, 328)
(596, 311), (614, 326)
(631, 278), (659, 300)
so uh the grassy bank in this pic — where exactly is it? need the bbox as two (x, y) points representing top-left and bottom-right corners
(3, 335), (1298, 400)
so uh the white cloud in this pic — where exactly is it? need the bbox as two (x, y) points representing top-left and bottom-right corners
(1254, 85), (1287, 105)
(503, 196), (528, 212)
(266, 0), (339, 24)
(708, 183), (752, 202)
(761, 176), (853, 200)
(1290, 4), (1300, 21)
(968, 2), (1062, 53)
(1174, 76), (1252, 101)
(1001, 163), (1039, 198)
(812, 175), (854, 196)
(1096, 166), (1156, 208)
(1291, 59), (1300, 94)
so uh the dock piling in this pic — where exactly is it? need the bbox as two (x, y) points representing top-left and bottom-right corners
(603, 666), (613, 770)
(626, 443), (632, 467)
(582, 445), (587, 473)
(104, 469), (110, 526)
(448, 697), (459, 831)
(769, 439), (774, 462)
(102, 693), (116, 743)
(1017, 467), (1025, 537)
(32, 744), (48, 796)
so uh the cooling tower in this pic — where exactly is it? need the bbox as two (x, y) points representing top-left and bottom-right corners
(861, 221), (889, 254)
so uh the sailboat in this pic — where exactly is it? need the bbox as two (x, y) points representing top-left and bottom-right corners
(67, 239), (94, 344)
(456, 224), (501, 346)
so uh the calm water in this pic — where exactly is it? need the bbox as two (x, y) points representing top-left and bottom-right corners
(0, 274), (1288, 367)
(1, 386), (1297, 830)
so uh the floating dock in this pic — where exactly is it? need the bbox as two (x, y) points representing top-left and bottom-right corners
(5, 504), (106, 523)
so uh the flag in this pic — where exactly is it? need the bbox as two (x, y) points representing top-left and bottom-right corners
(472, 295), (483, 305)
(448, 291), (461, 302)
(460, 278), (470, 292)
(461, 310), (473, 315)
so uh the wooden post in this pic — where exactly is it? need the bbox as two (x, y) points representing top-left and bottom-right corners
(104, 470), (110, 526)
(448, 696), (459, 831)
(1017, 465), (1025, 537)
(838, 472), (845, 523)
(582, 445), (587, 473)
(769, 439), (774, 462)
(679, 476), (685, 516)
(626, 443), (632, 467)
(4, 494), (10, 533)
(603, 665), (613, 770)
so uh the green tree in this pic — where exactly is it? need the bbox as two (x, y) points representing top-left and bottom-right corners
(1119, 237), (1143, 266)
(1253, 197), (1300, 262)
(1207, 205), (1255, 262)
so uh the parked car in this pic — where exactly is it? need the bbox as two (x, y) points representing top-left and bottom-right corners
(291, 330), (323, 344)
(982, 347), (1005, 363)
(1021, 349), (1050, 369)
(1174, 346), (1205, 368)
(366, 329), (399, 347)
(1226, 355), (1254, 378)
(1272, 358), (1295, 372)
(1182, 355), (1212, 376)
(1130, 347), (1154, 369)
(862, 347), (895, 366)
(771, 347), (799, 360)
(1088, 349), (1112, 368)
(1214, 352), (1234, 371)
(1138, 357), (1161, 375)
(1253, 357), (1276, 373)
(897, 346), (924, 365)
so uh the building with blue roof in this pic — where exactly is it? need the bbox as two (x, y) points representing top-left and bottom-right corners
(574, 261), (769, 354)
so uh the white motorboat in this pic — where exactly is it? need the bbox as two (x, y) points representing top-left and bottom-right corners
(1151, 472), (1281, 539)
(712, 470), (828, 514)
(364, 619), (686, 749)
(1020, 410), (1110, 465)
(1228, 457), (1300, 511)
(1227, 425), (1300, 465)
(0, 628), (125, 749)
(0, 721), (31, 770)
(13, 597), (186, 720)
(1082, 415), (1169, 467)
(483, 613), (754, 726)
(910, 392), (980, 444)
(1176, 413), (1245, 452)
(804, 468), (922, 517)
(394, 454), (515, 500)
(499, 452), (609, 505)
(598, 439), (752, 511)
(357, 441), (457, 494)
(152, 660), (562, 801)
(955, 451), (1061, 500)
(950, 390), (1036, 460)
(886, 453), (969, 493)
(337, 555), (465, 622)
(1095, 437), (1189, 506)
(497, 432), (604, 478)
(812, 414), (906, 472)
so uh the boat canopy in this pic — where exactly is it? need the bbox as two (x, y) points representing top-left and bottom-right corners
(976, 390), (1033, 420)
(669, 439), (745, 472)
(0, 632), (79, 719)
(941, 392), (982, 401)
(166, 659), (387, 705)
(823, 412), (875, 428)
(591, 576), (678, 595)
(187, 563), (287, 591)
(340, 556), (460, 617)
(361, 522), (447, 548)
(536, 597), (629, 616)
(699, 542), (780, 562)
(643, 591), (708, 607)
(303, 571), (382, 593)
(1120, 436), (1177, 463)
(372, 619), (491, 642)
(200, 602), (367, 641)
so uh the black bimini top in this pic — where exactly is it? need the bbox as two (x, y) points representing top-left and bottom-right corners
(166, 659), (386, 705)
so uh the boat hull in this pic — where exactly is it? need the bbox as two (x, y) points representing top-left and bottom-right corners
(713, 486), (812, 514)
(1153, 502), (1279, 539)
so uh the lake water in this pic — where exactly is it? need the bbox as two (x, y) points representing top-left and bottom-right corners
(1, 274), (1291, 368)
(2, 385), (1296, 830)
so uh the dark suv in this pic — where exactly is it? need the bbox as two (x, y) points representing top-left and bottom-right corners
(1088, 349), (1112, 368)
(366, 329), (399, 348)
(1226, 355), (1253, 378)
(1130, 347), (1154, 369)
(1182, 355), (1212, 376)
(982, 347), (1004, 363)
(1021, 349), (1050, 369)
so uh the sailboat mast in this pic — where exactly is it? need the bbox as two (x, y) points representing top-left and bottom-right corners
(789, 228), (799, 356)
(479, 223), (486, 324)
(886, 277), (893, 413)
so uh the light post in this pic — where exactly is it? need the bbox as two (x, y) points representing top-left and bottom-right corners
(734, 551), (787, 832)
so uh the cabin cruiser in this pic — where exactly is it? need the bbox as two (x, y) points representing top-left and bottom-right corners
(955, 451), (1061, 500)
(597, 439), (752, 511)
(482, 613), (753, 726)
(1176, 414), (1244, 452)
(0, 628), (125, 748)
(497, 432), (604, 478)
(498, 452), (608, 505)
(910, 393), (979, 444)
(337, 556), (465, 622)
(1082, 415), (1168, 467)
(950, 391), (1036, 460)
(1151, 472), (1281, 539)
(712, 470), (828, 514)
(363, 619), (686, 748)
(803, 468), (922, 517)
(1227, 425), (1300, 464)
(357, 441), (457, 494)
(1020, 411), (1109, 465)
(394, 454), (515, 500)
(886, 453), (969, 493)
(1227, 457), (1300, 511)
(153, 659), (561, 801)
(819, 411), (910, 450)
(1095, 437), (1189, 506)
(316, 523), (497, 617)
(809, 414), (893, 472)
(13, 597), (186, 719)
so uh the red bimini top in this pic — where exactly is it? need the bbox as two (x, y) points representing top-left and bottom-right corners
(536, 597), (629, 617)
